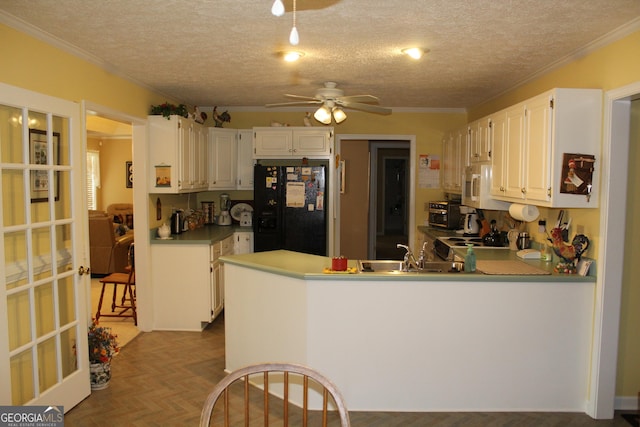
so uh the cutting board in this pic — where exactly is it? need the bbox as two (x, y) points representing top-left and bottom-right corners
(476, 260), (551, 275)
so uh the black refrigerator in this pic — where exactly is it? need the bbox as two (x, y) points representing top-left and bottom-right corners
(253, 165), (327, 255)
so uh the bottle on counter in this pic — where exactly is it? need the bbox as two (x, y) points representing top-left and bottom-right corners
(464, 244), (476, 273)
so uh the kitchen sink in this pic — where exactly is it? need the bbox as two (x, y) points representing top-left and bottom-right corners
(357, 260), (464, 274)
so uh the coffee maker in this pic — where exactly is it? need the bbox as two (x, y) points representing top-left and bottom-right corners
(218, 193), (232, 226)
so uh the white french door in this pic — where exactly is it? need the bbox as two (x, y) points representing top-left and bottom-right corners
(0, 83), (90, 410)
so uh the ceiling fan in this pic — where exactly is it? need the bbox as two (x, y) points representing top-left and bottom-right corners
(266, 82), (391, 124)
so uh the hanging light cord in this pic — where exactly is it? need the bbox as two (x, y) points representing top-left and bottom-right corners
(289, 0), (299, 45)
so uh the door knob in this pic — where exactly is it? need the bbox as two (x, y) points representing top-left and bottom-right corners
(78, 266), (91, 276)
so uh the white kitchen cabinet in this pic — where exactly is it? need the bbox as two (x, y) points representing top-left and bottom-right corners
(491, 88), (601, 207)
(468, 117), (492, 163)
(253, 127), (333, 158)
(489, 109), (507, 197)
(208, 128), (237, 189)
(233, 230), (254, 254)
(152, 234), (234, 331)
(193, 123), (208, 189)
(442, 126), (468, 194)
(503, 103), (526, 200)
(236, 130), (254, 190)
(148, 115), (207, 193)
(152, 243), (214, 331)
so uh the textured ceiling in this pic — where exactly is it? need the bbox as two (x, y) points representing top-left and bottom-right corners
(1, 0), (640, 111)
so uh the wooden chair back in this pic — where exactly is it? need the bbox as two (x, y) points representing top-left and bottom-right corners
(200, 363), (350, 427)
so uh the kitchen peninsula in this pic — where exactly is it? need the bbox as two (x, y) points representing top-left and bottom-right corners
(221, 250), (595, 413)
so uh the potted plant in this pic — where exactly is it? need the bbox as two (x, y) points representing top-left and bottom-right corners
(87, 319), (119, 390)
(150, 102), (188, 119)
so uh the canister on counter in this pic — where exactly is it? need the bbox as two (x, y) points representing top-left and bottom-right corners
(332, 256), (348, 271)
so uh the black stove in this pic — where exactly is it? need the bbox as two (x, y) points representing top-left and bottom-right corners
(434, 235), (508, 260)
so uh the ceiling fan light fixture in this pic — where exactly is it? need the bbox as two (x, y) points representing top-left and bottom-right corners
(271, 0), (285, 16)
(402, 47), (425, 60)
(332, 107), (347, 123)
(314, 106), (332, 124)
(283, 51), (304, 62)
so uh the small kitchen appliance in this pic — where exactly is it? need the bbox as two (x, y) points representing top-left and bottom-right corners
(428, 201), (461, 229)
(240, 211), (252, 227)
(218, 193), (232, 226)
(170, 209), (184, 234)
(463, 164), (510, 210)
(463, 212), (480, 235)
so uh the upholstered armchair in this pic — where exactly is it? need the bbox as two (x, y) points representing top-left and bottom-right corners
(106, 203), (134, 229)
(89, 210), (134, 275)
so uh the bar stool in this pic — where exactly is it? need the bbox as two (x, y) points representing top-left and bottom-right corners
(95, 243), (136, 325)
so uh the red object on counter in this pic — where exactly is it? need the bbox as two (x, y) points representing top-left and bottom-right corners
(332, 256), (348, 271)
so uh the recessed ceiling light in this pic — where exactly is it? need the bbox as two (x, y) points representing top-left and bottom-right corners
(402, 47), (426, 60)
(283, 51), (304, 62)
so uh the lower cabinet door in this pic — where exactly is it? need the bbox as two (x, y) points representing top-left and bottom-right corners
(152, 244), (213, 331)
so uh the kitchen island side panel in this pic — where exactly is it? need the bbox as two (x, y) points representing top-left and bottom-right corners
(223, 264), (308, 372)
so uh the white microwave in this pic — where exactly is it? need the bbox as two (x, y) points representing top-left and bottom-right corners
(462, 164), (510, 210)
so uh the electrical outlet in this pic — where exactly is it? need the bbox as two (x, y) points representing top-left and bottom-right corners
(576, 225), (585, 234)
(538, 219), (546, 233)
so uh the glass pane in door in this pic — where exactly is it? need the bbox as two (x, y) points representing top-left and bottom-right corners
(7, 289), (31, 351)
(37, 337), (58, 394)
(10, 349), (35, 405)
(2, 169), (26, 227)
(1, 105), (25, 164)
(32, 226), (52, 281)
(3, 230), (28, 291)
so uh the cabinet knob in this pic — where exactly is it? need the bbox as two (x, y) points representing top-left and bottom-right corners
(521, 188), (526, 194)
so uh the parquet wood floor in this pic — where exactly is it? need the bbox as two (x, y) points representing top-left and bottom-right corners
(65, 314), (634, 426)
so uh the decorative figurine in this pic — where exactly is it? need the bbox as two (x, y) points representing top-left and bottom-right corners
(548, 227), (590, 274)
(212, 106), (231, 127)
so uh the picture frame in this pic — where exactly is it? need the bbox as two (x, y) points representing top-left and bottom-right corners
(155, 164), (171, 187)
(126, 161), (133, 188)
(29, 128), (60, 203)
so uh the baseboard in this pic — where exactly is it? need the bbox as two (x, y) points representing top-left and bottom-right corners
(616, 396), (639, 411)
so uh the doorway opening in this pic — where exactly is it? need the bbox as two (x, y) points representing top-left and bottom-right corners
(85, 110), (139, 344)
(370, 142), (410, 259)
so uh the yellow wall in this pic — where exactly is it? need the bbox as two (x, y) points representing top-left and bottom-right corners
(0, 24), (178, 119)
(2, 20), (639, 400)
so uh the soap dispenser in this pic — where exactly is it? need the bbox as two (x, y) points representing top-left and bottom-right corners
(464, 244), (476, 273)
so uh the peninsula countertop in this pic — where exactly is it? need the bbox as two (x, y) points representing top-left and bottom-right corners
(220, 250), (595, 282)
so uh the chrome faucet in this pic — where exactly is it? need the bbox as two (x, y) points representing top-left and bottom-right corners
(417, 242), (430, 269)
(397, 244), (419, 271)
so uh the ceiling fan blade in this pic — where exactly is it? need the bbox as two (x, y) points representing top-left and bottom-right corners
(284, 94), (319, 101)
(265, 100), (322, 107)
(338, 95), (380, 104)
(341, 101), (392, 115)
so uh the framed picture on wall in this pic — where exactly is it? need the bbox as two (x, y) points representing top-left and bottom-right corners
(126, 161), (133, 188)
(29, 128), (60, 203)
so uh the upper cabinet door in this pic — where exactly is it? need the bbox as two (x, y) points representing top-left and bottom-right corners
(253, 127), (333, 158)
(253, 129), (293, 157)
(236, 130), (254, 190)
(523, 94), (553, 203)
(503, 103), (526, 200)
(208, 128), (237, 189)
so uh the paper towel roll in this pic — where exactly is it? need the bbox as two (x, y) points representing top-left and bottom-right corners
(509, 203), (540, 222)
